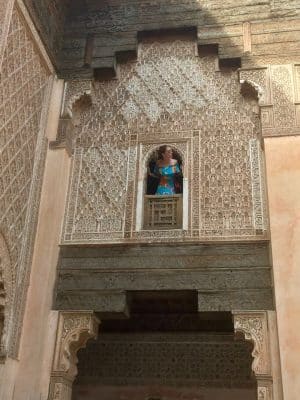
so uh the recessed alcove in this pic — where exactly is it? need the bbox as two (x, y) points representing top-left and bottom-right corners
(72, 291), (256, 400)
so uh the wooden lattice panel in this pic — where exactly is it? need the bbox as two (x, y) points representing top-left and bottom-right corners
(144, 195), (182, 230)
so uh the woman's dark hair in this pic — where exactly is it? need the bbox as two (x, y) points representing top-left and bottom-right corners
(157, 145), (171, 159)
(146, 145), (183, 194)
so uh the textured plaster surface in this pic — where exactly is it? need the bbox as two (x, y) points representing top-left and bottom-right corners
(265, 136), (300, 400)
(10, 79), (70, 400)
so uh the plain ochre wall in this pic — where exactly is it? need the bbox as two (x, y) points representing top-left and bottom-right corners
(264, 135), (300, 400)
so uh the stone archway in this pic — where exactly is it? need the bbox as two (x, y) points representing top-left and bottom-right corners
(48, 309), (283, 400)
(48, 311), (100, 400)
(71, 304), (257, 400)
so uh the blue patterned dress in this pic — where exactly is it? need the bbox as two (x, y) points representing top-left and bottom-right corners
(154, 162), (180, 195)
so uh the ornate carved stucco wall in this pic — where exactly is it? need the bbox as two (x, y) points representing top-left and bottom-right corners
(239, 64), (300, 137)
(0, 2), (52, 357)
(62, 37), (267, 244)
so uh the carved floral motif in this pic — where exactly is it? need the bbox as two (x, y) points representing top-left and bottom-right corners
(53, 312), (99, 375)
(240, 63), (300, 136)
(233, 312), (273, 400)
(62, 80), (93, 118)
(48, 312), (100, 400)
(62, 39), (266, 244)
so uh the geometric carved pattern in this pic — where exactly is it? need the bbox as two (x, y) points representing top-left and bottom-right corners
(144, 195), (182, 229)
(272, 65), (295, 128)
(240, 63), (300, 137)
(75, 332), (255, 388)
(62, 80), (92, 119)
(0, 6), (50, 355)
(63, 38), (266, 244)
(249, 139), (267, 231)
(0, 0), (14, 73)
(48, 311), (100, 400)
(233, 311), (273, 400)
(239, 68), (269, 105)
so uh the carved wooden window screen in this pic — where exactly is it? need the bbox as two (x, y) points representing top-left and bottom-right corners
(144, 195), (183, 229)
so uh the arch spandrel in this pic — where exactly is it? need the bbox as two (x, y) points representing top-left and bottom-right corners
(233, 311), (275, 400)
(48, 311), (100, 400)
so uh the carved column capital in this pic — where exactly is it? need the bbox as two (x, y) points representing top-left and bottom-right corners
(48, 311), (100, 400)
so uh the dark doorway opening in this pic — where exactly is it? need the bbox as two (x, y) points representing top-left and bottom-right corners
(73, 291), (257, 400)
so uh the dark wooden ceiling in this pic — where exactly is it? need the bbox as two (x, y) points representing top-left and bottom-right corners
(23, 0), (300, 79)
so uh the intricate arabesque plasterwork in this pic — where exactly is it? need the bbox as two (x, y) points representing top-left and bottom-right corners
(233, 311), (273, 400)
(272, 65), (295, 128)
(240, 63), (300, 137)
(239, 68), (269, 104)
(0, 0), (14, 73)
(53, 312), (99, 375)
(63, 39), (265, 244)
(50, 80), (93, 153)
(62, 80), (93, 119)
(0, 6), (51, 356)
(235, 313), (271, 376)
(121, 56), (212, 123)
(250, 139), (267, 231)
(48, 311), (100, 400)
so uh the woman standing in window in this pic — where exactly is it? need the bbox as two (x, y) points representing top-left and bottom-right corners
(154, 145), (182, 195)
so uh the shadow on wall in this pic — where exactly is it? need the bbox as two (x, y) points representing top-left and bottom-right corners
(59, 0), (264, 77)
(60, 0), (299, 138)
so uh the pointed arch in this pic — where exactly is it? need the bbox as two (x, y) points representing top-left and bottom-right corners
(135, 141), (189, 231)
